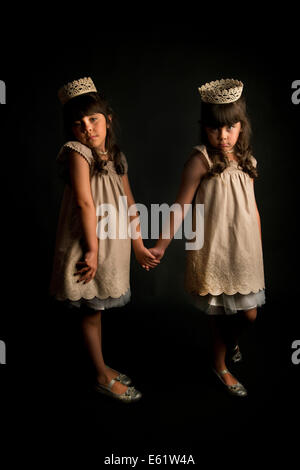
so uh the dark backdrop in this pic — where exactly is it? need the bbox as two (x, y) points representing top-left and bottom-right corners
(1, 24), (299, 462)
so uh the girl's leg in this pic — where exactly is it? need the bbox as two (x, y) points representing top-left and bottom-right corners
(227, 307), (257, 347)
(81, 310), (127, 394)
(209, 313), (239, 386)
(96, 313), (129, 385)
(243, 307), (257, 322)
(226, 313), (246, 349)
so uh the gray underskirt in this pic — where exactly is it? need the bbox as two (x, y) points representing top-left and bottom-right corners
(191, 289), (266, 315)
(64, 288), (131, 311)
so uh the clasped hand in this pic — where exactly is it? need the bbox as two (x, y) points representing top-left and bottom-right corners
(74, 245), (164, 282)
(136, 246), (165, 271)
(74, 250), (98, 284)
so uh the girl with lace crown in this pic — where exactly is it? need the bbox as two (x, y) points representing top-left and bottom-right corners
(50, 77), (159, 402)
(150, 79), (265, 397)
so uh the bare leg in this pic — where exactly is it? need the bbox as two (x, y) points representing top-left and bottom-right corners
(210, 313), (239, 386)
(96, 313), (127, 384)
(226, 307), (257, 349)
(227, 313), (246, 348)
(81, 310), (127, 394)
(243, 307), (257, 322)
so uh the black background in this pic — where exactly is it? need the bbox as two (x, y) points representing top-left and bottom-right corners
(1, 19), (299, 464)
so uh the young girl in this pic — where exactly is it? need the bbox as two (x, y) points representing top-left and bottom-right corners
(50, 77), (159, 402)
(150, 79), (265, 397)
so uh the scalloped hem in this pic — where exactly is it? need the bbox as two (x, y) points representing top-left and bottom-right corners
(194, 287), (265, 296)
(59, 288), (131, 311)
(190, 289), (265, 315)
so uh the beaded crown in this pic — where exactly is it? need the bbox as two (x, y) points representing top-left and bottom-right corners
(58, 77), (97, 105)
(198, 79), (243, 104)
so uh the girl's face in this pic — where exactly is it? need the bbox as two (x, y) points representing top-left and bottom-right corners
(205, 121), (242, 153)
(72, 113), (108, 150)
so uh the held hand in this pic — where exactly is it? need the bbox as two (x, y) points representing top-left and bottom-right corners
(135, 246), (161, 271)
(75, 250), (98, 284)
(148, 246), (165, 261)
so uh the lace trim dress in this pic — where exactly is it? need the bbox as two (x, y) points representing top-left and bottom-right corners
(50, 141), (131, 311)
(184, 145), (266, 315)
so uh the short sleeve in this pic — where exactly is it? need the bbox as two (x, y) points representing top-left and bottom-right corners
(193, 144), (213, 169)
(57, 141), (94, 166)
(250, 155), (257, 168)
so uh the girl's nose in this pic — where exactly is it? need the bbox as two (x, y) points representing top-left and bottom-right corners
(219, 128), (227, 141)
(82, 121), (92, 133)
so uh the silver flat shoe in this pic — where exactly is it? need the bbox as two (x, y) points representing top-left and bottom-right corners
(105, 365), (132, 386)
(212, 368), (248, 397)
(231, 345), (242, 363)
(95, 379), (142, 403)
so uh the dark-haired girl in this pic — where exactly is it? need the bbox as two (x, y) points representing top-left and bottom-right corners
(150, 79), (265, 397)
(50, 77), (159, 402)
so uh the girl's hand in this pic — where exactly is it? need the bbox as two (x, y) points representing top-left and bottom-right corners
(148, 246), (165, 261)
(75, 250), (98, 284)
(135, 246), (160, 271)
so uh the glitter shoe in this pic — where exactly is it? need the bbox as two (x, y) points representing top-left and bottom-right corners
(231, 344), (242, 363)
(95, 379), (142, 403)
(106, 365), (132, 385)
(212, 368), (248, 397)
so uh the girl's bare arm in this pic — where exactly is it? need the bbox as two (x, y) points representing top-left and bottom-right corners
(69, 151), (98, 283)
(153, 152), (208, 256)
(252, 179), (262, 240)
(122, 173), (160, 269)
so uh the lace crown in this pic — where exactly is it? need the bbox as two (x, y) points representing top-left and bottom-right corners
(198, 79), (243, 104)
(58, 77), (97, 105)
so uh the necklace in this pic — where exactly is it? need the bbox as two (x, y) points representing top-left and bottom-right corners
(97, 149), (108, 155)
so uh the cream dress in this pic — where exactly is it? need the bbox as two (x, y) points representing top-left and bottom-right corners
(184, 145), (265, 314)
(50, 141), (131, 310)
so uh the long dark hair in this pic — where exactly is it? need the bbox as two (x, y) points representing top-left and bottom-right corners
(62, 92), (126, 175)
(200, 96), (257, 179)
